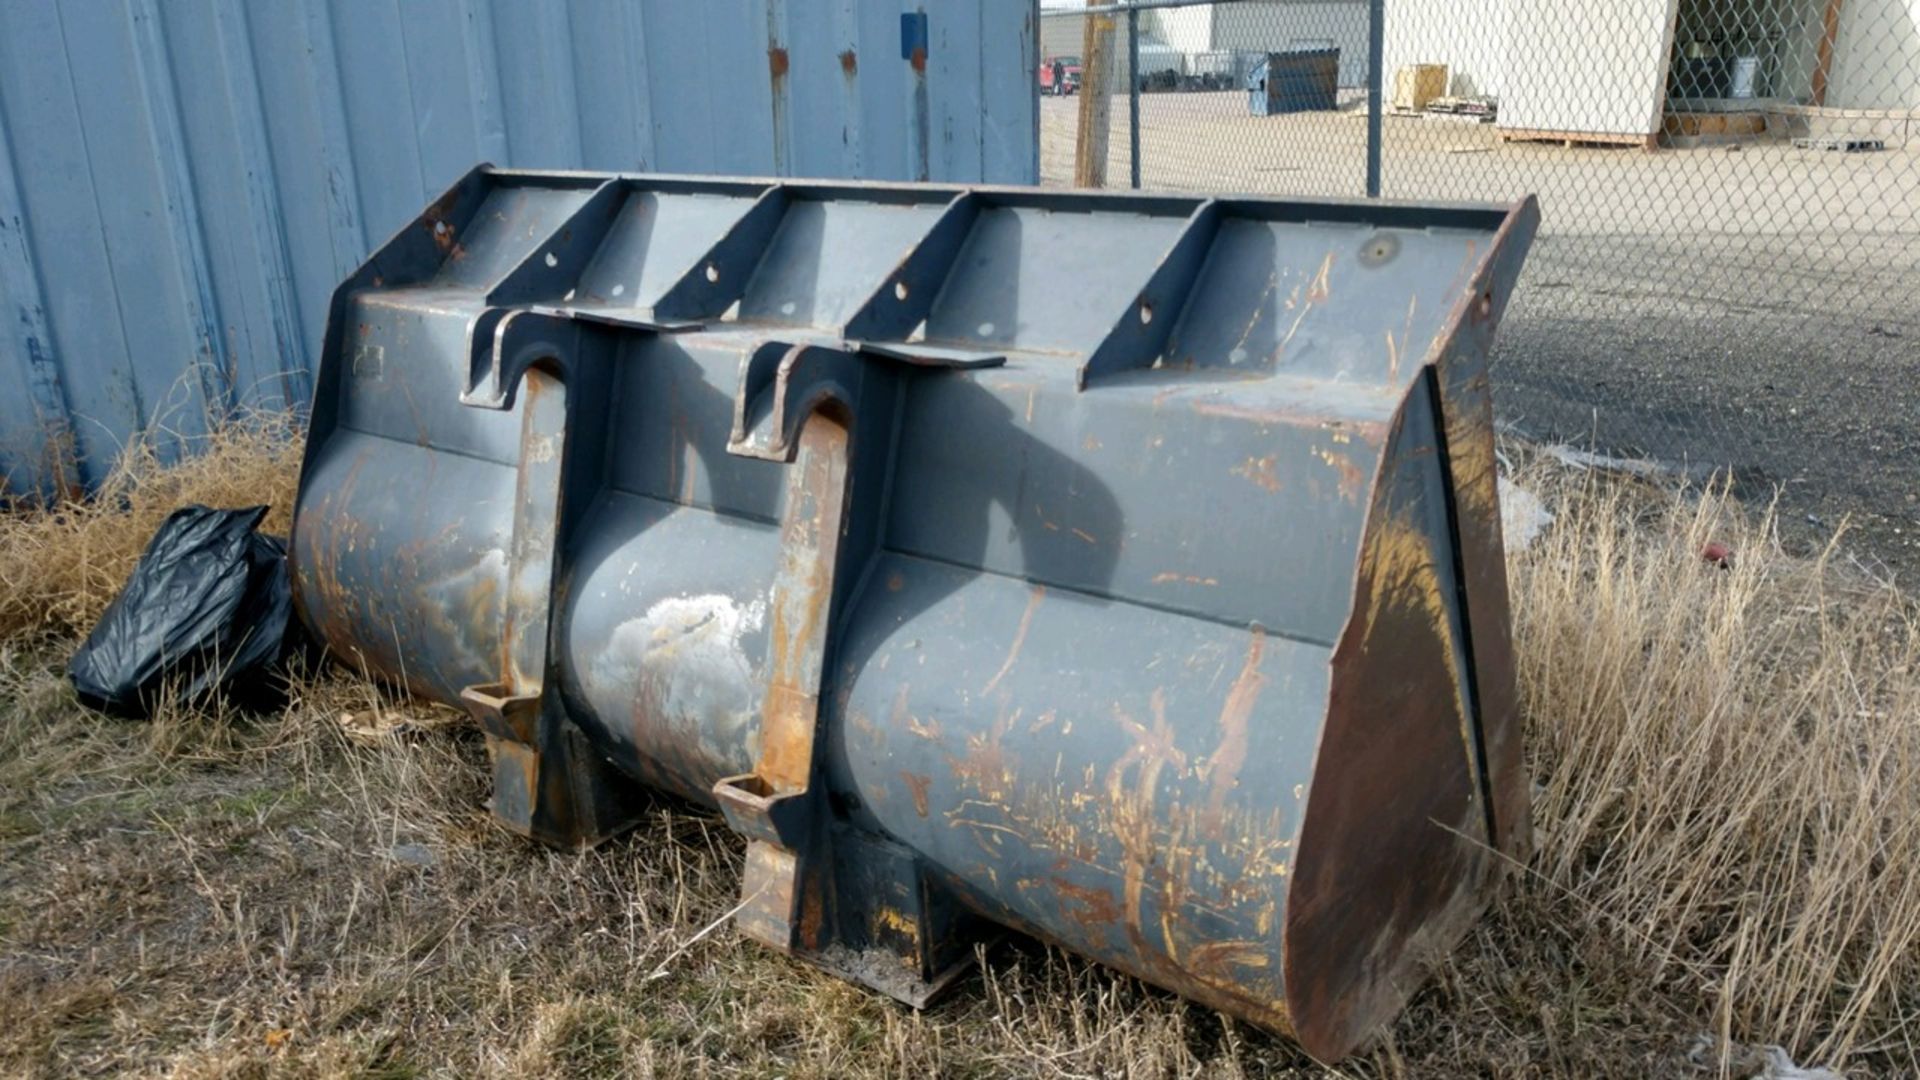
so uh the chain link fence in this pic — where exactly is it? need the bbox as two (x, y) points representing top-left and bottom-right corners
(1040, 0), (1920, 570)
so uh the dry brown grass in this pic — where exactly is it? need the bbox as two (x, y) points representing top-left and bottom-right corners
(0, 423), (1915, 1078)
(0, 412), (304, 642)
(1508, 461), (1920, 1072)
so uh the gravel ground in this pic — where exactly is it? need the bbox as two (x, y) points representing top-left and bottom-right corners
(1042, 92), (1920, 574)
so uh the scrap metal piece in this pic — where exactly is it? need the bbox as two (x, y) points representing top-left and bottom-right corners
(289, 167), (1538, 1062)
(1791, 135), (1885, 153)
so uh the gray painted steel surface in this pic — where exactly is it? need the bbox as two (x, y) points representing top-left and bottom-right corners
(289, 166), (1537, 1061)
(0, 0), (1037, 495)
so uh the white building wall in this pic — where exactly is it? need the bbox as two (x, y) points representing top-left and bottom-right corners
(1383, 0), (1512, 99)
(1040, 11), (1086, 61)
(1499, 0), (1681, 136)
(1381, 0), (1917, 111)
(1149, 6), (1217, 52)
(1827, 0), (1920, 108)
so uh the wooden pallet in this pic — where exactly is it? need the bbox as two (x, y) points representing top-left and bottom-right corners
(1393, 106), (1495, 124)
(1498, 126), (1657, 151)
(1662, 111), (1769, 139)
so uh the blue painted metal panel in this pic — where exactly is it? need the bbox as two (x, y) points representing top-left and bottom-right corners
(0, 0), (1038, 494)
(0, 1), (146, 482)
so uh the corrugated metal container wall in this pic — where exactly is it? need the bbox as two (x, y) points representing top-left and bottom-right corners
(0, 0), (1038, 494)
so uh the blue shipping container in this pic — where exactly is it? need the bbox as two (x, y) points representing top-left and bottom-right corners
(0, 0), (1038, 494)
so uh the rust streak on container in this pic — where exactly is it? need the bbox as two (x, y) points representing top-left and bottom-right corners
(422, 185), (463, 254)
(951, 708), (1016, 801)
(1203, 628), (1267, 830)
(1307, 250), (1334, 303)
(1055, 877), (1123, 926)
(902, 772), (932, 817)
(980, 585), (1044, 696)
(1106, 689), (1187, 976)
(798, 867), (828, 948)
(1316, 447), (1366, 503)
(768, 46), (790, 79)
(839, 49), (857, 74)
(1185, 938), (1268, 981)
(1233, 454), (1283, 493)
(1192, 400), (1385, 439)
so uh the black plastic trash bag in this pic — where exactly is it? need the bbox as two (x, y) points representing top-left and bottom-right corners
(67, 505), (294, 718)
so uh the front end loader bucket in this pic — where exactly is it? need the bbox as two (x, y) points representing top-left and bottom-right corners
(290, 168), (1537, 1061)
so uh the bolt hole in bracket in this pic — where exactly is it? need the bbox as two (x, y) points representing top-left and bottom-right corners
(290, 165), (1540, 1062)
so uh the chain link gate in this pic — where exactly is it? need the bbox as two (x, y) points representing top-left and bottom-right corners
(1039, 0), (1920, 571)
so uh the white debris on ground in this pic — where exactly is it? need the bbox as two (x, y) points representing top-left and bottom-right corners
(1545, 443), (1671, 478)
(336, 705), (462, 746)
(385, 843), (439, 867)
(1756, 1048), (1845, 1080)
(1499, 474), (1553, 551)
(1688, 1036), (1844, 1080)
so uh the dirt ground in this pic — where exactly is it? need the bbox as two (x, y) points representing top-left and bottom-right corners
(1041, 92), (1920, 575)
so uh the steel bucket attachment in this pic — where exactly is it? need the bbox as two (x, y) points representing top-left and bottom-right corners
(290, 167), (1537, 1061)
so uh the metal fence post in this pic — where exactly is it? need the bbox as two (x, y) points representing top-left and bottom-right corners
(1365, 0), (1383, 197)
(1128, 7), (1141, 189)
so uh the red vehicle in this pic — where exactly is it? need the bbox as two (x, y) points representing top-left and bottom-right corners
(1039, 55), (1081, 95)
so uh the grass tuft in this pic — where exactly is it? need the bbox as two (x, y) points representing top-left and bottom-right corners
(1497, 459), (1920, 1070)
(0, 411), (303, 642)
